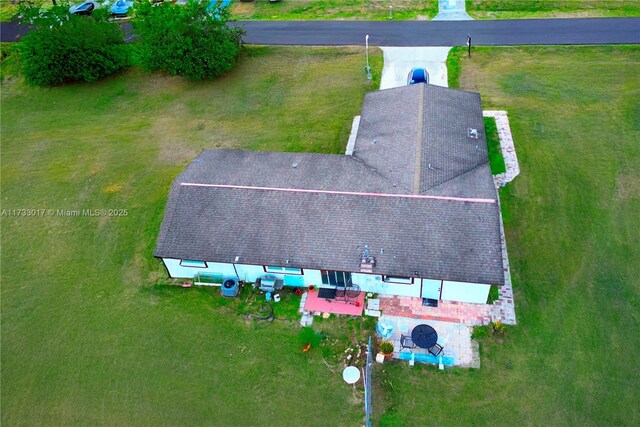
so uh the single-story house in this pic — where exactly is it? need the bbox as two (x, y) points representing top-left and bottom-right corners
(154, 84), (504, 305)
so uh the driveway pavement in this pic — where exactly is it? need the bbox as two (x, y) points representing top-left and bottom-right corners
(380, 46), (451, 89)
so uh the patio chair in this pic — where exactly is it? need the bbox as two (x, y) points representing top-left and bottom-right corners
(428, 343), (444, 356)
(345, 284), (361, 305)
(400, 334), (415, 350)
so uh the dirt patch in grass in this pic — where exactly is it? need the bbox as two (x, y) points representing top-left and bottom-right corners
(615, 174), (640, 200)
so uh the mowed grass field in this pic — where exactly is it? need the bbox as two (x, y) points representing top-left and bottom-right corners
(229, 0), (639, 21)
(0, 46), (383, 425)
(466, 0), (640, 19)
(230, 0), (438, 21)
(2, 43), (639, 426)
(373, 46), (640, 425)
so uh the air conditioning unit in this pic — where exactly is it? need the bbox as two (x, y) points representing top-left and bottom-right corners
(221, 277), (239, 297)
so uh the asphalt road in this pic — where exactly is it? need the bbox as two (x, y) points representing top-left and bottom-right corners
(1, 17), (639, 45)
(236, 18), (640, 46)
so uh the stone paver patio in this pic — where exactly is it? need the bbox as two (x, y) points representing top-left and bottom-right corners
(379, 315), (480, 368)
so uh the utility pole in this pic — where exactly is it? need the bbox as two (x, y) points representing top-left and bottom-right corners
(467, 34), (472, 57)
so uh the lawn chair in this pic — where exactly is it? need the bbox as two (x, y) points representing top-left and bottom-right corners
(400, 334), (415, 350)
(428, 343), (444, 356)
(345, 284), (361, 305)
(428, 333), (449, 356)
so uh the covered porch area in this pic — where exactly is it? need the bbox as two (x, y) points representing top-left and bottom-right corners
(302, 287), (365, 316)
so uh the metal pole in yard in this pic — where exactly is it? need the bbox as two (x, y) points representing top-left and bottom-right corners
(365, 34), (372, 79)
(389, 5), (393, 20)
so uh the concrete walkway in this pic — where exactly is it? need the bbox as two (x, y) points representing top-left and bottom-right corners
(433, 0), (473, 21)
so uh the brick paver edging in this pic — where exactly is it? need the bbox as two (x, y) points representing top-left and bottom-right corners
(483, 110), (520, 187)
(483, 109), (518, 325)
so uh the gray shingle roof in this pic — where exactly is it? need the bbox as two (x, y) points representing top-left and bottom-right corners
(155, 185), (504, 284)
(353, 84), (491, 197)
(177, 149), (401, 194)
(155, 85), (505, 285)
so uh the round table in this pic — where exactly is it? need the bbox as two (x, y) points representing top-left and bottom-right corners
(411, 324), (438, 349)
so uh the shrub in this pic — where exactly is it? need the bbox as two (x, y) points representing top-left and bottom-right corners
(380, 340), (394, 355)
(18, 5), (129, 86)
(489, 321), (505, 335)
(132, 0), (245, 80)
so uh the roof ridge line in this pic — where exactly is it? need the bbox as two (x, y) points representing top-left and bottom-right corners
(412, 83), (426, 194)
(180, 182), (497, 204)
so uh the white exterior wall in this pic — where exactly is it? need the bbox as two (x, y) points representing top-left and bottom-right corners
(441, 280), (491, 304)
(162, 258), (322, 286)
(234, 264), (265, 282)
(162, 258), (490, 303)
(163, 258), (237, 279)
(351, 273), (421, 297)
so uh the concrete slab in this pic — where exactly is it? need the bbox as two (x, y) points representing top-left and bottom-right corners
(433, 0), (473, 21)
(379, 47), (451, 90)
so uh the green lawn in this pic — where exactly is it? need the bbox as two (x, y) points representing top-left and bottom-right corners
(2, 42), (639, 426)
(230, 0), (639, 21)
(484, 116), (506, 175)
(4, 0), (638, 22)
(230, 0), (438, 21)
(0, 45), (383, 425)
(466, 0), (640, 19)
(374, 45), (640, 426)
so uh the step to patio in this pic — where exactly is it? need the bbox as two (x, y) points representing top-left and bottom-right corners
(300, 312), (314, 327)
(367, 298), (380, 310)
(365, 309), (382, 317)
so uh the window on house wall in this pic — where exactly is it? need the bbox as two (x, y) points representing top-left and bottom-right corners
(383, 275), (413, 284)
(264, 266), (303, 275)
(321, 270), (352, 287)
(180, 259), (207, 268)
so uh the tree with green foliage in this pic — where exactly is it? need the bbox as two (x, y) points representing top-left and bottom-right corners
(18, 5), (130, 86)
(132, 0), (245, 80)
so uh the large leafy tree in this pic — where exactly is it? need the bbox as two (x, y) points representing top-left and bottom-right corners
(18, 5), (130, 86)
(133, 0), (245, 80)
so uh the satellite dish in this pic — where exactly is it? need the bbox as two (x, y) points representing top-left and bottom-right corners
(342, 366), (361, 385)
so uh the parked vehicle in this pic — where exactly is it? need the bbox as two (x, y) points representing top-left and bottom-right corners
(69, 1), (99, 15)
(407, 67), (429, 85)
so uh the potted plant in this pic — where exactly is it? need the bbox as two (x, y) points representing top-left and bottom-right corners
(380, 340), (394, 358)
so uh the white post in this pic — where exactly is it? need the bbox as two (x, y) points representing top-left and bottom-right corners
(365, 34), (372, 80)
(365, 34), (370, 69)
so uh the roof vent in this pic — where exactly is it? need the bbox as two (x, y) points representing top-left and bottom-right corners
(468, 128), (478, 139)
(291, 162), (298, 169)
